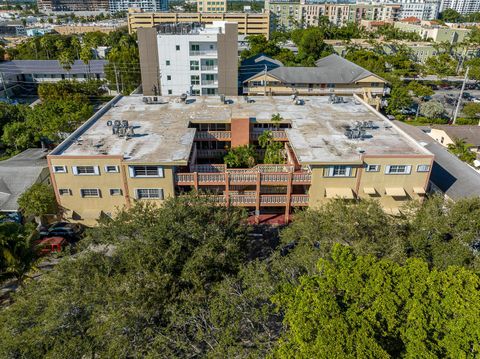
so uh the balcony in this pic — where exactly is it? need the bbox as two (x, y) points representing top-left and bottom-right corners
(201, 65), (218, 71)
(175, 167), (311, 187)
(189, 50), (217, 56)
(194, 131), (231, 141)
(250, 130), (288, 141)
(202, 80), (218, 86)
(196, 149), (227, 159)
(194, 194), (309, 207)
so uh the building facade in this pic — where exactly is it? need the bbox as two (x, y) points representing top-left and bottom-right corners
(127, 10), (271, 38)
(108, 0), (168, 13)
(440, 0), (480, 15)
(197, 0), (227, 13)
(37, 0), (109, 12)
(48, 94), (433, 226)
(357, 0), (441, 20)
(138, 22), (238, 97)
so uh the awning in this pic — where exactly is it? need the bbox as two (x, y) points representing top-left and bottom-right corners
(363, 187), (377, 195)
(325, 188), (355, 199)
(385, 187), (407, 197)
(413, 187), (426, 195)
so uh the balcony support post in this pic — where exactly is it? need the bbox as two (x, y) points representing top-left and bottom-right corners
(194, 172), (199, 191)
(255, 172), (261, 224)
(225, 173), (230, 207)
(285, 171), (293, 223)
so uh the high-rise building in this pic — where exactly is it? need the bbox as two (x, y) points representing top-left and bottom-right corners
(197, 0), (227, 13)
(138, 22), (238, 97)
(440, 0), (480, 15)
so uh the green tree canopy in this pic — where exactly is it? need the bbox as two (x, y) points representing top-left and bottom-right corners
(420, 100), (445, 119)
(17, 183), (57, 218)
(273, 244), (480, 358)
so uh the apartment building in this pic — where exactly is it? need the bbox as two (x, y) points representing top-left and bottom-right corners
(358, 0), (441, 20)
(440, 0), (480, 15)
(48, 94), (433, 226)
(109, 0), (168, 13)
(242, 54), (387, 101)
(394, 20), (471, 43)
(197, 0), (227, 13)
(37, 0), (109, 12)
(127, 10), (271, 38)
(266, 0), (401, 29)
(138, 22), (238, 97)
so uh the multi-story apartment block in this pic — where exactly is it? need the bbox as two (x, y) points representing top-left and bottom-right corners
(266, 0), (401, 29)
(48, 94), (433, 226)
(127, 10), (271, 38)
(440, 0), (480, 15)
(37, 0), (167, 13)
(37, 0), (109, 13)
(197, 0), (227, 13)
(138, 22), (238, 97)
(359, 0), (441, 20)
(394, 20), (471, 43)
(108, 0), (168, 13)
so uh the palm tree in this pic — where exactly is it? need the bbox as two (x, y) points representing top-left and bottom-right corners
(447, 137), (476, 165)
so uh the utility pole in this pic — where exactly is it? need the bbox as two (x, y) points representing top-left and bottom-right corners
(453, 66), (469, 125)
(113, 63), (120, 94)
(0, 72), (9, 101)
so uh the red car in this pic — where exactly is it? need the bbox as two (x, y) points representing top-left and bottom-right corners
(34, 237), (67, 255)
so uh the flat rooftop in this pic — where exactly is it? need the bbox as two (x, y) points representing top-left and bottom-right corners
(53, 95), (431, 164)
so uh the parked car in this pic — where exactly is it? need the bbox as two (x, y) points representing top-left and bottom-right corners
(34, 237), (67, 255)
(462, 92), (473, 100)
(39, 222), (84, 241)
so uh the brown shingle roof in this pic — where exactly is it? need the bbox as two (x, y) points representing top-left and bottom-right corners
(432, 125), (480, 147)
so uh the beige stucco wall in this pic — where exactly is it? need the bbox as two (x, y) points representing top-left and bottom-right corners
(49, 156), (175, 226)
(429, 129), (453, 147)
(308, 155), (432, 212)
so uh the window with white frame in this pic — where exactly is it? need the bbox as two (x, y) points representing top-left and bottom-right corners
(136, 188), (164, 199)
(366, 164), (380, 172)
(53, 165), (67, 173)
(58, 188), (70, 196)
(129, 165), (164, 178)
(417, 164), (430, 172)
(190, 60), (199, 71)
(80, 188), (100, 197)
(110, 188), (122, 196)
(105, 165), (119, 173)
(326, 165), (352, 177)
(385, 165), (411, 174)
(73, 166), (99, 175)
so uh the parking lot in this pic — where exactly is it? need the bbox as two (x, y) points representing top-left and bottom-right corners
(431, 88), (480, 118)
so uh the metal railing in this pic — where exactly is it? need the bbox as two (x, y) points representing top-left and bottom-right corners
(198, 173), (226, 183)
(292, 172), (312, 183)
(201, 65), (218, 71)
(230, 194), (256, 205)
(250, 130), (288, 140)
(202, 80), (218, 85)
(190, 50), (217, 56)
(196, 149), (227, 158)
(191, 164), (226, 173)
(260, 195), (287, 205)
(175, 173), (194, 184)
(290, 194), (309, 205)
(260, 173), (289, 183)
(229, 173), (258, 183)
(194, 131), (231, 140)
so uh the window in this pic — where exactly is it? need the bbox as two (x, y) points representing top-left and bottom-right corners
(326, 165), (352, 177)
(104, 165), (119, 173)
(175, 45), (180, 51)
(191, 44), (200, 51)
(58, 188), (70, 196)
(136, 188), (164, 199)
(168, 89), (172, 95)
(205, 74), (215, 81)
(191, 75), (200, 85)
(73, 166), (99, 175)
(110, 188), (122, 196)
(366, 164), (380, 172)
(166, 60), (170, 66)
(53, 165), (67, 173)
(385, 165), (411, 174)
(417, 164), (430, 172)
(190, 60), (199, 70)
(167, 75), (171, 81)
(80, 188), (100, 197)
(191, 89), (200, 95)
(128, 165), (164, 178)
